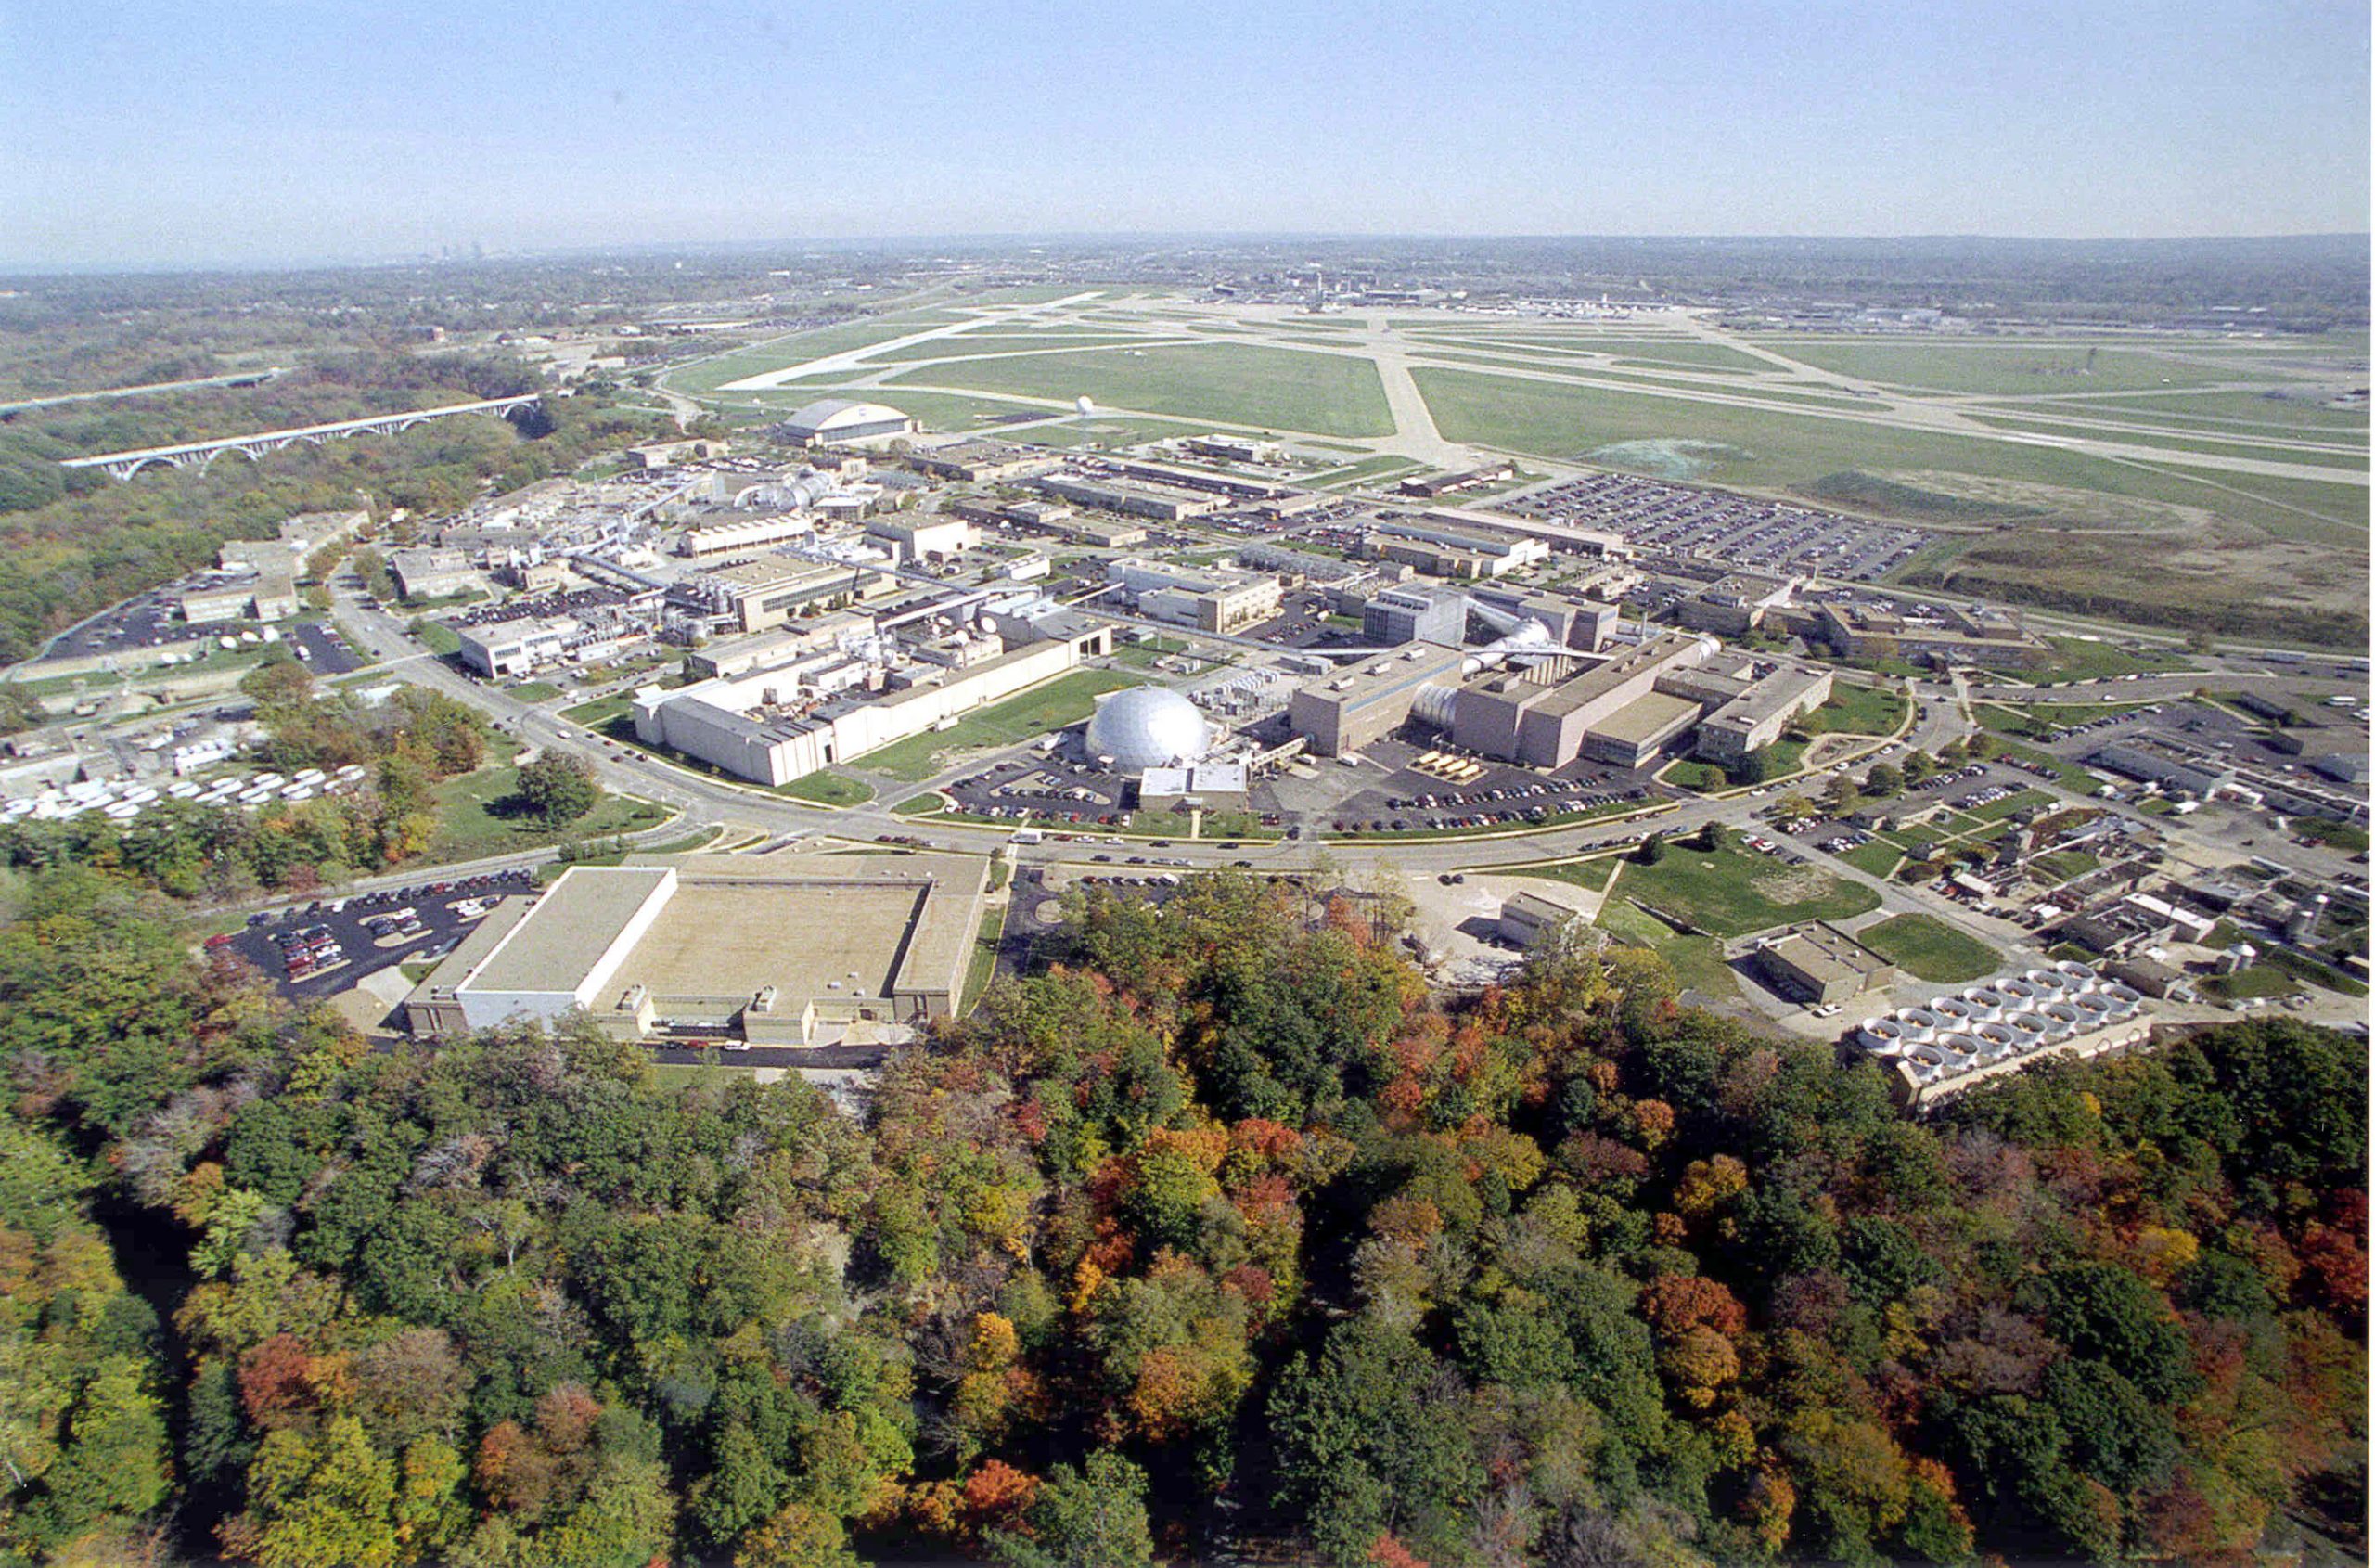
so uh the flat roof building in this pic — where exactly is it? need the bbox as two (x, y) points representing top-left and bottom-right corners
(1288, 642), (1468, 756)
(1107, 558), (1281, 634)
(456, 617), (578, 678)
(1499, 887), (1590, 947)
(1449, 631), (1715, 769)
(1363, 585), (1467, 647)
(404, 853), (989, 1043)
(1753, 922), (1897, 1004)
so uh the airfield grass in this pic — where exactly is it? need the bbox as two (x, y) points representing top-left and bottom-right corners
(1960, 411), (2358, 465)
(1614, 842), (1880, 939)
(864, 333), (1166, 364)
(667, 315), (949, 394)
(1742, 340), (2250, 396)
(1855, 913), (2004, 984)
(2021, 637), (2196, 685)
(1013, 416), (1219, 450)
(1309, 455), (1426, 488)
(853, 669), (1138, 781)
(2063, 390), (2370, 434)
(1417, 335), (1783, 375)
(712, 385), (1059, 435)
(892, 342), (1396, 439)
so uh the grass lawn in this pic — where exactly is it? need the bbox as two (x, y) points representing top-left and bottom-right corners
(411, 622), (463, 656)
(2205, 966), (2303, 1003)
(959, 929), (1004, 1013)
(2031, 850), (2100, 882)
(2022, 637), (2196, 686)
(427, 766), (669, 861)
(1748, 340), (2244, 397)
(1840, 840), (1904, 878)
(1803, 684), (1910, 736)
(1594, 898), (1740, 999)
(894, 342), (1395, 439)
(506, 681), (564, 703)
(1855, 913), (2004, 984)
(562, 695), (634, 727)
(1508, 858), (1620, 894)
(1616, 842), (1879, 938)
(1309, 455), (1427, 489)
(1662, 759), (1728, 791)
(854, 669), (1139, 781)
(1970, 788), (2053, 822)
(776, 770), (873, 807)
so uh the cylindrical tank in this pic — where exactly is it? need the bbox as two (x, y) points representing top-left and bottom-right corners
(2070, 992), (2114, 1024)
(2039, 1002), (2082, 1035)
(2100, 983), (2142, 1018)
(1933, 1033), (1983, 1068)
(2006, 1013), (2049, 1048)
(1960, 989), (2007, 1022)
(1996, 977), (2040, 1003)
(1898, 1008), (1941, 1041)
(2024, 967), (2070, 996)
(2056, 959), (2099, 985)
(1932, 996), (1974, 1025)
(1973, 1023), (2017, 1060)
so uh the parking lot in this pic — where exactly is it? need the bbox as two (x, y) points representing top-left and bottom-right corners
(287, 620), (366, 675)
(1498, 471), (1927, 580)
(211, 868), (539, 1002)
(44, 588), (221, 661)
(1265, 729), (1664, 834)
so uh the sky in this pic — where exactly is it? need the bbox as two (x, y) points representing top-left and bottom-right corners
(0, 0), (2367, 269)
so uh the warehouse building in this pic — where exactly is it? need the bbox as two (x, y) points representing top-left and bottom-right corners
(1675, 572), (1801, 636)
(1498, 887), (1591, 947)
(403, 853), (989, 1043)
(674, 513), (815, 559)
(774, 399), (918, 448)
(1752, 923), (1897, 1004)
(1674, 662), (1836, 764)
(1035, 473), (1221, 522)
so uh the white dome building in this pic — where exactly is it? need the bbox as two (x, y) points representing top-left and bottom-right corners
(1085, 686), (1210, 771)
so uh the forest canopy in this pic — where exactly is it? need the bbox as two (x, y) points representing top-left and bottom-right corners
(0, 868), (2363, 1567)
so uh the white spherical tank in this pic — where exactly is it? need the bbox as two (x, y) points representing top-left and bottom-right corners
(1085, 686), (1212, 771)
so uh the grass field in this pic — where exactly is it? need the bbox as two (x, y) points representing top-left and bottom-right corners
(561, 695), (633, 727)
(854, 669), (1139, 781)
(892, 342), (1395, 438)
(1855, 913), (2003, 983)
(506, 681), (563, 703)
(426, 766), (668, 861)
(1507, 857), (1621, 894)
(1617, 843), (1880, 938)
(412, 622), (463, 656)
(1744, 340), (2247, 396)
(1803, 684), (1911, 736)
(1309, 455), (1427, 489)
(2020, 637), (2196, 686)
(1839, 840), (1904, 878)
(1593, 897), (1740, 998)
(775, 770), (872, 807)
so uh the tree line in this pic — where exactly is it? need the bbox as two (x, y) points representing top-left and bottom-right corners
(0, 867), (2361, 1566)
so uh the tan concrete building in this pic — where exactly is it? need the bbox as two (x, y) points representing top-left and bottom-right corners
(404, 853), (989, 1043)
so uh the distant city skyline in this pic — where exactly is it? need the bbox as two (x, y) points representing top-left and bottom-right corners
(1, 0), (2367, 270)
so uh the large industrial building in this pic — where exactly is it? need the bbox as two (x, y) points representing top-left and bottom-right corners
(633, 620), (1112, 786)
(1443, 631), (1717, 769)
(1362, 585), (1467, 647)
(774, 399), (918, 448)
(680, 557), (888, 634)
(1105, 559), (1282, 634)
(403, 853), (989, 1043)
(1288, 642), (1469, 756)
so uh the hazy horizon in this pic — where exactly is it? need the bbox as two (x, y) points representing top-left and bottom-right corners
(3, 0), (2367, 270)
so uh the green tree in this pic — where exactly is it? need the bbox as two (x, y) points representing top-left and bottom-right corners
(990, 1450), (1155, 1568)
(514, 751), (601, 826)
